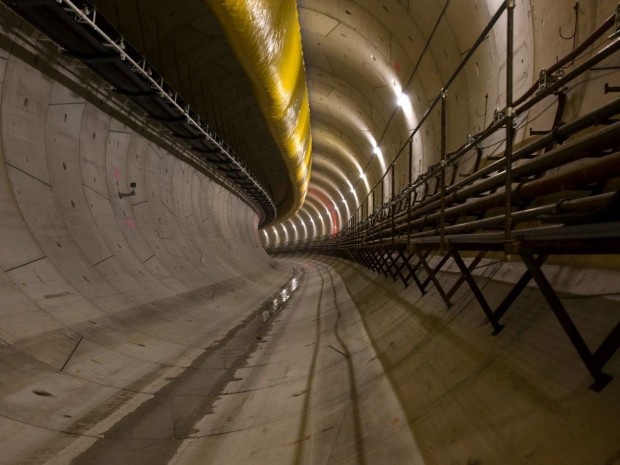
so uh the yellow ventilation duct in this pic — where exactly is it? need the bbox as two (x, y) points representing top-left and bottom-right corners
(205, 0), (311, 221)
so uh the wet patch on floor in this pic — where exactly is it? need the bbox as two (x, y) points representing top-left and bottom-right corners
(69, 266), (304, 465)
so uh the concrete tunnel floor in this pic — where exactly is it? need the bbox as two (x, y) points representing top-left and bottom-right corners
(2, 254), (620, 465)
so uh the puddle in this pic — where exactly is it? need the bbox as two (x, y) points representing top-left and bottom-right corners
(260, 266), (303, 321)
(70, 266), (304, 465)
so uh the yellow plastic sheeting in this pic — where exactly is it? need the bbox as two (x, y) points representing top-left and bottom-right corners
(206, 0), (312, 220)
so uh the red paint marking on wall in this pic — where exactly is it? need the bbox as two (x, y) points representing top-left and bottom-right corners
(123, 217), (137, 230)
(113, 168), (121, 179)
(331, 209), (339, 234)
(394, 62), (401, 72)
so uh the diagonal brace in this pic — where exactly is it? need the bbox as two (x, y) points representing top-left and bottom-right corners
(451, 250), (503, 335)
(521, 253), (613, 392)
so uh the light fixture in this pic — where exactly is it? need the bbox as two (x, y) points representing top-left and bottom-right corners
(397, 92), (408, 107)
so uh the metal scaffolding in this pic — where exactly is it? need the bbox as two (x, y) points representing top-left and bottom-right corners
(269, 2), (620, 391)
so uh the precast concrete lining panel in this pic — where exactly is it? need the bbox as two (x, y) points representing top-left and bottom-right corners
(176, 161), (194, 223)
(196, 178), (228, 270)
(309, 71), (373, 121)
(125, 131), (148, 205)
(310, 77), (384, 141)
(128, 152), (187, 290)
(141, 143), (205, 287)
(324, 25), (390, 89)
(169, 160), (205, 269)
(1, 352), (126, 424)
(161, 163), (204, 270)
(84, 187), (181, 298)
(78, 104), (111, 198)
(0, 119), (43, 271)
(185, 173), (214, 268)
(183, 169), (219, 272)
(5, 167), (122, 304)
(0, 18), (301, 463)
(46, 101), (112, 267)
(310, 120), (374, 179)
(0, 266), (68, 345)
(0, 415), (55, 465)
(6, 258), (105, 328)
(2, 55), (51, 185)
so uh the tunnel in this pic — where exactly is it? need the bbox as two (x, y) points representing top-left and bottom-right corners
(0, 0), (619, 464)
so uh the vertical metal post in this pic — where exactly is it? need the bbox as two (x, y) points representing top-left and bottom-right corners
(365, 195), (370, 246)
(391, 163), (396, 244)
(353, 209), (358, 246)
(408, 138), (413, 185)
(505, 0), (515, 254)
(407, 189), (412, 243)
(358, 208), (362, 244)
(381, 177), (385, 208)
(440, 89), (447, 252)
(356, 198), (364, 244)
(372, 189), (375, 215)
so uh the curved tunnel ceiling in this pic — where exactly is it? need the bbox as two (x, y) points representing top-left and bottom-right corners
(87, 0), (530, 240)
(269, 0), (464, 240)
(88, 0), (470, 235)
(266, 0), (536, 242)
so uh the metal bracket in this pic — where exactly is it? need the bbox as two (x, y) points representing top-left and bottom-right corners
(537, 68), (565, 93)
(529, 127), (551, 136)
(610, 3), (620, 39)
(604, 82), (620, 94)
(118, 182), (137, 199)
(466, 134), (477, 147)
(493, 108), (505, 124)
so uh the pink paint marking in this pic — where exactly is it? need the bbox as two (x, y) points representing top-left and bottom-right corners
(331, 209), (339, 234)
(113, 168), (121, 179)
(394, 62), (401, 72)
(123, 217), (137, 230)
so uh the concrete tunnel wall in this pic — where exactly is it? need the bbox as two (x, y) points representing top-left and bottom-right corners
(0, 4), (619, 465)
(0, 17), (293, 463)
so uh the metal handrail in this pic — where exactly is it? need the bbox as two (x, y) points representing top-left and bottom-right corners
(269, 1), (620, 253)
